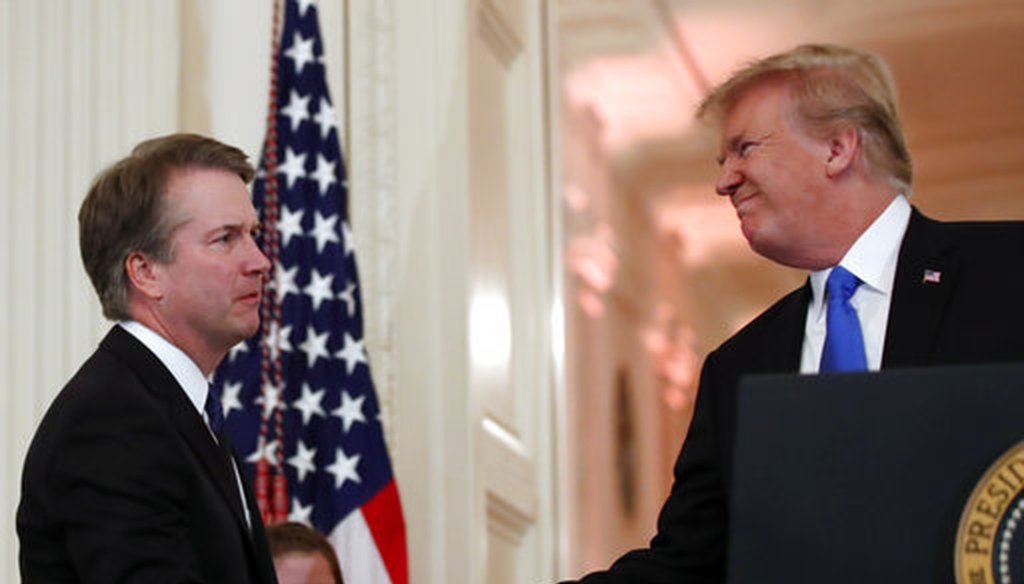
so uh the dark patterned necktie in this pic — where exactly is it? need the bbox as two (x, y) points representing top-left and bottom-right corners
(204, 385), (225, 436)
(204, 384), (251, 528)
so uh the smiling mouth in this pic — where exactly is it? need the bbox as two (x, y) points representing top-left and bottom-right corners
(732, 192), (758, 214)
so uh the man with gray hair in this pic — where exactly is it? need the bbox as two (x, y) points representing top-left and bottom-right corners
(18, 133), (278, 583)
(563, 44), (1024, 583)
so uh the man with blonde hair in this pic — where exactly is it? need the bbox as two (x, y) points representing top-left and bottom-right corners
(563, 43), (1024, 583)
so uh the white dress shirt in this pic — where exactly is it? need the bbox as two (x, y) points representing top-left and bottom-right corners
(119, 320), (252, 528)
(800, 195), (912, 373)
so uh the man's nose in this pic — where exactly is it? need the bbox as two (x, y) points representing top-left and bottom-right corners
(246, 236), (272, 276)
(715, 160), (743, 197)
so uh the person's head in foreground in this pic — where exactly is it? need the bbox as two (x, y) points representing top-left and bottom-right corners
(267, 522), (345, 584)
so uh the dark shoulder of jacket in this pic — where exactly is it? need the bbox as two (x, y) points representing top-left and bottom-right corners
(940, 218), (1024, 248)
(710, 283), (810, 362)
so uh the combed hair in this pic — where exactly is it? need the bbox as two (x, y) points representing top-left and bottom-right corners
(698, 44), (913, 193)
(266, 521), (345, 584)
(78, 133), (255, 321)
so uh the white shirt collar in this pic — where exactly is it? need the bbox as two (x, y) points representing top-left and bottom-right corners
(808, 194), (911, 319)
(120, 322), (252, 529)
(118, 320), (210, 417)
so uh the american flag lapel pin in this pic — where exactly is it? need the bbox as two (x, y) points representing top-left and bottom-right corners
(922, 269), (942, 284)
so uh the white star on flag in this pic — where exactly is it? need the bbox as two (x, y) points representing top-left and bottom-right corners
(338, 281), (357, 317)
(332, 390), (367, 433)
(335, 333), (367, 375)
(342, 221), (355, 256)
(326, 446), (362, 489)
(275, 264), (301, 300)
(267, 321), (294, 361)
(310, 153), (337, 195)
(303, 269), (335, 311)
(289, 498), (314, 524)
(293, 383), (327, 425)
(288, 439), (318, 482)
(281, 90), (310, 131)
(314, 97), (338, 139)
(255, 382), (285, 420)
(296, 0), (316, 17)
(227, 340), (249, 363)
(278, 147), (307, 189)
(310, 211), (340, 253)
(284, 32), (316, 74)
(299, 325), (331, 368)
(278, 206), (305, 247)
(221, 381), (245, 418)
(246, 436), (281, 467)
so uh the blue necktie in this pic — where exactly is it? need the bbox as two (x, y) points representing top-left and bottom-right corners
(820, 265), (867, 373)
(204, 386), (225, 436)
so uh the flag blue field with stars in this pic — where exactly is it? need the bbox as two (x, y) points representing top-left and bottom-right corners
(212, 1), (408, 582)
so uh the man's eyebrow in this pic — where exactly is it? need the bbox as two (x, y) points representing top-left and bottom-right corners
(207, 222), (253, 236)
(716, 134), (742, 166)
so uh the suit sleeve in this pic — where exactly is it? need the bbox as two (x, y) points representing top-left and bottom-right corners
(560, 353), (730, 584)
(44, 390), (207, 583)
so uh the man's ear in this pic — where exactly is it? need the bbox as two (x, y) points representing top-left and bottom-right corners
(824, 125), (861, 178)
(125, 251), (164, 301)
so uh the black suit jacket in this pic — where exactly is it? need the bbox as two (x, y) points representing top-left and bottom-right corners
(568, 209), (1024, 583)
(17, 326), (278, 584)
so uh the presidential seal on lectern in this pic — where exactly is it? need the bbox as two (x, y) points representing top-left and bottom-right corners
(957, 442), (1024, 584)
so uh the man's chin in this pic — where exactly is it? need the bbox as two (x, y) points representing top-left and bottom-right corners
(740, 222), (764, 252)
(233, 318), (262, 344)
(745, 232), (793, 266)
(241, 323), (261, 340)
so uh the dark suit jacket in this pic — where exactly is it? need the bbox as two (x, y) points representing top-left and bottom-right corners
(17, 326), (278, 584)
(567, 209), (1024, 583)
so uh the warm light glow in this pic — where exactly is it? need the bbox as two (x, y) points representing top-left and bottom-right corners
(642, 327), (667, 354)
(564, 53), (700, 154)
(469, 289), (512, 375)
(577, 289), (605, 319)
(653, 197), (749, 267)
(566, 223), (618, 292)
(564, 182), (591, 213)
(662, 386), (691, 412)
(645, 321), (700, 403)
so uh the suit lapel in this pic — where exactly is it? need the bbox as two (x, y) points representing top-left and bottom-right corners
(882, 208), (959, 368)
(764, 283), (809, 373)
(722, 282), (808, 379)
(100, 327), (253, 536)
(166, 389), (252, 532)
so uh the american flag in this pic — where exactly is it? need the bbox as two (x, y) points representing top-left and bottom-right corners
(212, 1), (408, 582)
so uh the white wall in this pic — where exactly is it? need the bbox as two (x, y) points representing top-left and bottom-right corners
(0, 2), (180, 581)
